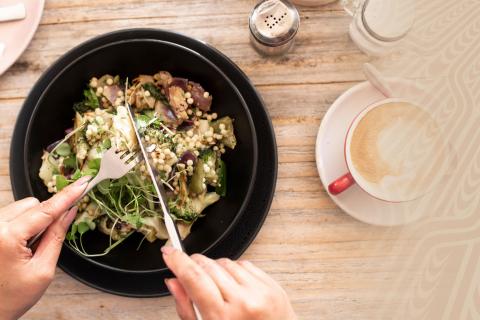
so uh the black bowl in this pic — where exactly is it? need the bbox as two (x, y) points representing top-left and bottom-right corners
(22, 38), (258, 272)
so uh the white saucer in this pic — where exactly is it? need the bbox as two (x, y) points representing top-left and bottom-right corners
(315, 81), (422, 226)
(0, 0), (45, 76)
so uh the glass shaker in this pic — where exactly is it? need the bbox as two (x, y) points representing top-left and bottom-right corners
(249, 0), (300, 56)
(342, 0), (416, 56)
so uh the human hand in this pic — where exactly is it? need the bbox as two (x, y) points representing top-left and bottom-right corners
(162, 247), (297, 320)
(0, 176), (90, 320)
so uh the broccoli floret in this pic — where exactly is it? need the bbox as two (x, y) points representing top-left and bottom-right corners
(144, 127), (173, 146)
(168, 192), (220, 222)
(168, 198), (198, 222)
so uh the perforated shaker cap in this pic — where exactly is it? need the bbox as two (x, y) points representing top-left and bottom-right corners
(249, 0), (300, 47)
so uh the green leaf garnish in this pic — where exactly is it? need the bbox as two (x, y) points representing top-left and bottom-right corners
(83, 89), (100, 109)
(142, 83), (167, 102)
(77, 222), (90, 235)
(82, 167), (97, 177)
(102, 138), (111, 150)
(143, 110), (156, 119)
(56, 175), (69, 191)
(73, 88), (99, 113)
(72, 169), (82, 180)
(87, 158), (101, 170)
(66, 224), (78, 241)
(122, 214), (142, 229)
(97, 179), (111, 195)
(55, 143), (71, 156)
(63, 155), (77, 169)
(135, 114), (150, 131)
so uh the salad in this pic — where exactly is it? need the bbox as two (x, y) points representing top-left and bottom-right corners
(38, 72), (236, 257)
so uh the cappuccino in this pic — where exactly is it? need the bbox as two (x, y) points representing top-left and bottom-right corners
(347, 101), (445, 201)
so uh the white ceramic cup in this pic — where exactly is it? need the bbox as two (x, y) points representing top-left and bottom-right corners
(328, 98), (450, 202)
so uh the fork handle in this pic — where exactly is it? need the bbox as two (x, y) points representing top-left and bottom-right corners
(78, 174), (103, 199)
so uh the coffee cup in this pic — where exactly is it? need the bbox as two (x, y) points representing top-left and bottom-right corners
(328, 98), (449, 202)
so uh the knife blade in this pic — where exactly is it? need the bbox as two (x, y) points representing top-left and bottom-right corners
(124, 83), (184, 251)
(124, 82), (202, 320)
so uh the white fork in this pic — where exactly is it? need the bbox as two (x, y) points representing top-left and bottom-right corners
(78, 148), (141, 199)
(27, 148), (141, 248)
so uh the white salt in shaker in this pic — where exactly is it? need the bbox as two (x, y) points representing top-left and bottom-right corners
(249, 0), (300, 56)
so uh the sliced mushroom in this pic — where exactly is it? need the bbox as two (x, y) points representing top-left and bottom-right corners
(127, 88), (136, 105)
(178, 172), (189, 205)
(144, 95), (156, 109)
(155, 71), (173, 89)
(129, 86), (156, 111)
(133, 75), (155, 85)
(168, 86), (189, 120)
(154, 100), (177, 124)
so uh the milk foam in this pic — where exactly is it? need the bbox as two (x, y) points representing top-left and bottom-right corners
(348, 102), (447, 201)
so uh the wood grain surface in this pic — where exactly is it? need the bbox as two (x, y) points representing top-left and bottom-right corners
(0, 1), (398, 319)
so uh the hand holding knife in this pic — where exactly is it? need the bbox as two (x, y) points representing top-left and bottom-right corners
(125, 83), (203, 319)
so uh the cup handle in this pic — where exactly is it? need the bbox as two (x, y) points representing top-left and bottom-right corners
(328, 173), (355, 195)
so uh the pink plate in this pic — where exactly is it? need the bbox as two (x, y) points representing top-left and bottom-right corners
(0, 0), (45, 76)
(315, 80), (426, 226)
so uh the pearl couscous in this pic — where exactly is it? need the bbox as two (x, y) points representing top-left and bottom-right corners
(38, 72), (236, 256)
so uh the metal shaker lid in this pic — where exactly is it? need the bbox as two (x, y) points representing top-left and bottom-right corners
(249, 0), (300, 47)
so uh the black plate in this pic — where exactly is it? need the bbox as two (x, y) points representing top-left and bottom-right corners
(10, 29), (277, 297)
(23, 38), (257, 273)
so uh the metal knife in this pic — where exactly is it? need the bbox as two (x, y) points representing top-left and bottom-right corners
(124, 83), (184, 251)
(125, 84), (203, 320)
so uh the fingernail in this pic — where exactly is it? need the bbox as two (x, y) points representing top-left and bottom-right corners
(164, 278), (171, 289)
(164, 279), (176, 298)
(161, 246), (175, 255)
(72, 176), (91, 187)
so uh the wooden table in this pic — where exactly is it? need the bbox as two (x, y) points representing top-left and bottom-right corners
(0, 1), (398, 319)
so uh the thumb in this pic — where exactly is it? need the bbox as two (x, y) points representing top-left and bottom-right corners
(32, 207), (77, 269)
